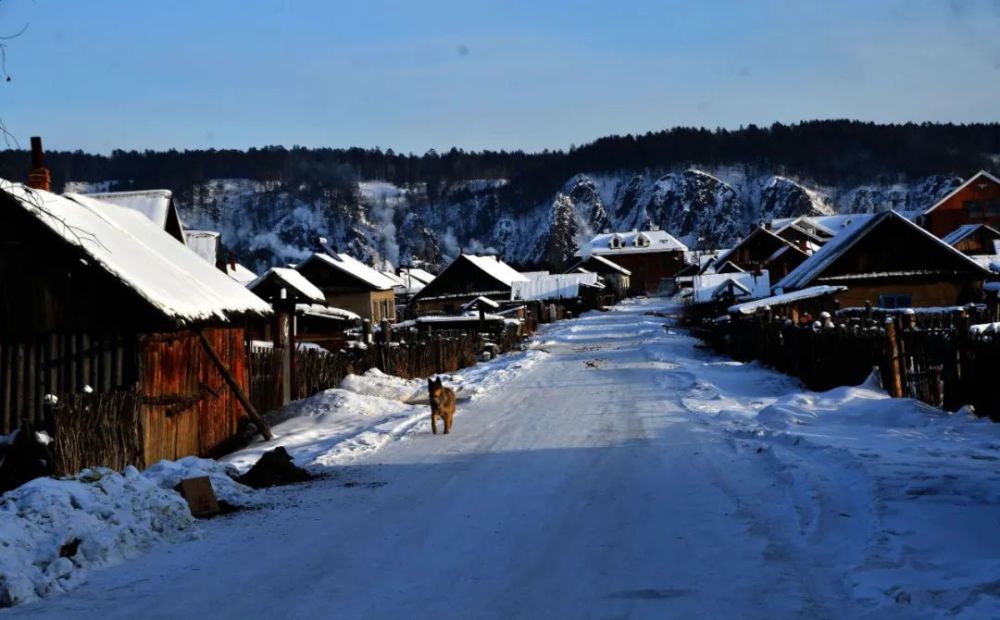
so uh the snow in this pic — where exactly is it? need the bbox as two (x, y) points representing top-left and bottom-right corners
(248, 267), (326, 303)
(460, 295), (500, 310)
(728, 285), (847, 314)
(461, 253), (529, 287)
(511, 272), (600, 301)
(400, 267), (436, 285)
(295, 303), (360, 322)
(225, 262), (257, 284)
(7, 298), (1000, 619)
(0, 458), (253, 607)
(305, 253), (398, 291)
(81, 190), (174, 230)
(3, 182), (271, 324)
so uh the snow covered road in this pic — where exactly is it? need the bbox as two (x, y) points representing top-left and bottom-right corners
(6, 298), (1000, 619)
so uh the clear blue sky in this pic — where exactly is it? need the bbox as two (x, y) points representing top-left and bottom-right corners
(1, 0), (998, 154)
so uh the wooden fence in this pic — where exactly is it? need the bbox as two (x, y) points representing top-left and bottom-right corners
(0, 333), (137, 434)
(250, 326), (526, 416)
(53, 391), (143, 474)
(699, 311), (1000, 420)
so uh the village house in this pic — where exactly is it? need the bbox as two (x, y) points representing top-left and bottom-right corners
(565, 254), (631, 297)
(409, 254), (528, 316)
(714, 225), (810, 281)
(294, 252), (398, 324)
(774, 210), (990, 308)
(0, 175), (272, 469)
(247, 267), (359, 351)
(727, 285), (847, 324)
(922, 171), (1000, 238)
(575, 227), (687, 294)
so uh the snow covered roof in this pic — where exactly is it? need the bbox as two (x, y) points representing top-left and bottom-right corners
(512, 272), (601, 301)
(577, 229), (687, 257)
(774, 215), (836, 238)
(380, 271), (406, 287)
(461, 296), (501, 311)
(81, 189), (175, 230)
(728, 285), (847, 315)
(6, 182), (271, 324)
(941, 223), (1000, 247)
(183, 230), (221, 265)
(295, 303), (360, 322)
(775, 211), (990, 291)
(462, 254), (529, 287)
(400, 268), (436, 285)
(226, 262), (257, 284)
(305, 253), (398, 291)
(248, 267), (326, 303)
(924, 170), (1000, 214)
(692, 271), (770, 305)
(570, 254), (631, 276)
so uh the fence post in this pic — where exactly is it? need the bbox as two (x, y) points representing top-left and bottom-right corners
(884, 318), (904, 398)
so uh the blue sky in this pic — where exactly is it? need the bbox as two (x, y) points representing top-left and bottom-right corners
(1, 0), (998, 154)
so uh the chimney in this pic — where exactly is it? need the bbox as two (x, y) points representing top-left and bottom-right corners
(27, 136), (51, 192)
(764, 221), (772, 231)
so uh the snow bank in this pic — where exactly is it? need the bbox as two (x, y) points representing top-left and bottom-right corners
(227, 349), (545, 472)
(0, 468), (194, 607)
(0, 457), (259, 608)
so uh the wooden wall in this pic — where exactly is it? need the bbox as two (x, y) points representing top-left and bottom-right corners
(594, 251), (686, 294)
(139, 326), (248, 465)
(820, 278), (981, 309)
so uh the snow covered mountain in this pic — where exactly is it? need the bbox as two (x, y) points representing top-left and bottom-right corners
(75, 169), (962, 272)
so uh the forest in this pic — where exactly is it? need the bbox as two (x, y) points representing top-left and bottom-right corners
(1, 120), (997, 206)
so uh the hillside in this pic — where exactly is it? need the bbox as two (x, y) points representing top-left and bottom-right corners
(8, 121), (999, 271)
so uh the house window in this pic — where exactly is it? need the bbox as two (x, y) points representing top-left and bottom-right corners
(634, 234), (650, 248)
(609, 235), (623, 249)
(878, 293), (912, 309)
(985, 199), (1000, 218)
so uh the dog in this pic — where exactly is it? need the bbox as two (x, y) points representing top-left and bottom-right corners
(428, 377), (457, 435)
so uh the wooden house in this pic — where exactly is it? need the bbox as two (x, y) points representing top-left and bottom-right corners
(923, 171), (1000, 238)
(409, 254), (528, 315)
(941, 224), (1000, 256)
(294, 253), (398, 323)
(247, 267), (359, 351)
(728, 285), (847, 323)
(0, 180), (272, 468)
(774, 211), (990, 308)
(715, 226), (810, 281)
(575, 228), (687, 294)
(83, 189), (185, 243)
(565, 255), (631, 296)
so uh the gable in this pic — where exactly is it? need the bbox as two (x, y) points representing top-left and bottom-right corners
(924, 171), (1000, 215)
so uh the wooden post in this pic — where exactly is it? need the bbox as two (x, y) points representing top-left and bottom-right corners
(884, 318), (904, 398)
(362, 319), (372, 344)
(197, 331), (273, 441)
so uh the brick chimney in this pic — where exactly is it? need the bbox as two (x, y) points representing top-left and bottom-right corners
(27, 136), (51, 192)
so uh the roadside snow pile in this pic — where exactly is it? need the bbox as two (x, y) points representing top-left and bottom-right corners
(726, 378), (1000, 616)
(227, 348), (548, 472)
(0, 456), (260, 608)
(225, 389), (422, 471)
(0, 467), (195, 607)
(340, 368), (424, 402)
(143, 457), (258, 506)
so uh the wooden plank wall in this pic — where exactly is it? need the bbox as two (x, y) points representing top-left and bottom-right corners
(0, 333), (136, 434)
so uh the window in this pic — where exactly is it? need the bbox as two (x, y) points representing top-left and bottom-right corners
(878, 293), (912, 309)
(609, 235), (623, 249)
(986, 199), (1000, 218)
(634, 234), (650, 248)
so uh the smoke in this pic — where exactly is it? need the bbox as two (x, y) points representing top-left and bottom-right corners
(369, 191), (401, 267)
(438, 228), (498, 261)
(440, 228), (461, 260)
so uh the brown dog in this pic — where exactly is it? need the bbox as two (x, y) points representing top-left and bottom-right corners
(428, 377), (457, 435)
